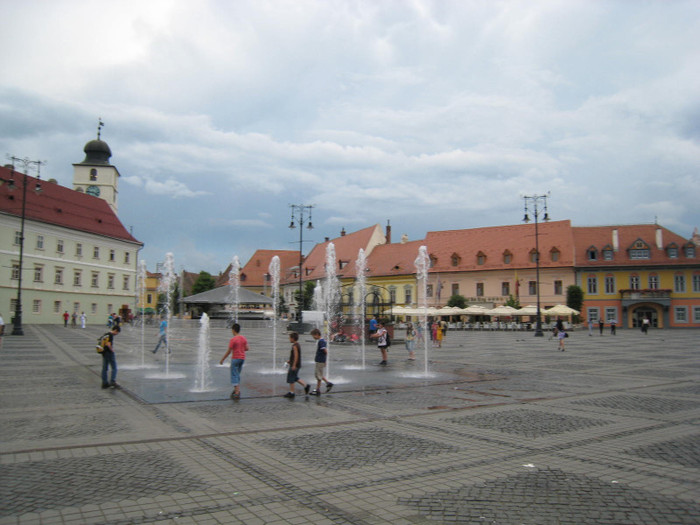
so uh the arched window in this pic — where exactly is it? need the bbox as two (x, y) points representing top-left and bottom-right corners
(476, 251), (486, 265)
(503, 250), (512, 264)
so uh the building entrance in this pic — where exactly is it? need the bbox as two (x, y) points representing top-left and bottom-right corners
(633, 307), (658, 328)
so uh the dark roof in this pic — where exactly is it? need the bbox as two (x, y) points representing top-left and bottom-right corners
(182, 285), (273, 305)
(0, 165), (140, 244)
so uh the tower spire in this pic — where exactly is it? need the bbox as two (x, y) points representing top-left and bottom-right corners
(97, 118), (104, 139)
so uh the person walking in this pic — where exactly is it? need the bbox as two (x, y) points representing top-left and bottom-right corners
(370, 320), (389, 365)
(310, 328), (333, 395)
(405, 322), (416, 360)
(71, 312), (77, 328)
(588, 318), (594, 336)
(220, 323), (249, 399)
(598, 319), (604, 335)
(283, 332), (310, 398)
(152, 317), (169, 354)
(641, 317), (650, 334)
(63, 311), (69, 327)
(610, 319), (617, 335)
(80, 312), (87, 329)
(100, 326), (121, 389)
(557, 324), (567, 351)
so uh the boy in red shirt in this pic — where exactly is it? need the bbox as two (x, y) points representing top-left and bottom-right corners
(220, 323), (249, 399)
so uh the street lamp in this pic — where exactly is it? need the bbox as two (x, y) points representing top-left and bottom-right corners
(1, 157), (44, 336)
(288, 204), (314, 326)
(522, 193), (550, 337)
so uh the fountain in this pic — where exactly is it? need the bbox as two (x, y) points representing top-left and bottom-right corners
(324, 243), (341, 379)
(228, 256), (241, 325)
(355, 248), (367, 369)
(191, 313), (213, 392)
(313, 279), (324, 312)
(137, 259), (147, 367)
(269, 256), (281, 372)
(414, 246), (431, 376)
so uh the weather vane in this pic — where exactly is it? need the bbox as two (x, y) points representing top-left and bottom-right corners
(97, 118), (104, 139)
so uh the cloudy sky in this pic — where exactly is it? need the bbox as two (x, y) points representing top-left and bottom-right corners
(1, 0), (699, 274)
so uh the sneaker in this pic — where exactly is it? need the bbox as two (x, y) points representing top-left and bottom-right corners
(325, 382), (334, 393)
(379, 360), (387, 366)
(304, 384), (311, 395)
(310, 390), (320, 396)
(283, 392), (295, 398)
(101, 383), (110, 389)
(230, 390), (238, 399)
(110, 382), (120, 389)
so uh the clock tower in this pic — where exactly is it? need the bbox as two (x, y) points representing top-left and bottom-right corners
(73, 120), (120, 214)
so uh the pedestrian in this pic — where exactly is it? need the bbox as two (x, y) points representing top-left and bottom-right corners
(370, 320), (389, 365)
(80, 311), (87, 329)
(641, 317), (650, 334)
(416, 322), (424, 343)
(588, 318), (594, 336)
(63, 310), (70, 327)
(283, 332), (310, 398)
(369, 315), (378, 337)
(610, 319), (616, 335)
(219, 323), (249, 399)
(152, 317), (169, 354)
(309, 328), (333, 395)
(71, 312), (77, 328)
(440, 319), (448, 338)
(557, 324), (567, 351)
(100, 325), (120, 389)
(405, 322), (416, 360)
(0, 312), (4, 349)
(435, 321), (444, 348)
(599, 319), (604, 335)
(431, 321), (438, 346)
(107, 313), (113, 328)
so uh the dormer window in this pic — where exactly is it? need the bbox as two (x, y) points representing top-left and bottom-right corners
(602, 245), (614, 261)
(550, 248), (560, 262)
(240, 273), (247, 282)
(451, 253), (461, 267)
(684, 244), (696, 258)
(587, 247), (598, 261)
(666, 243), (679, 258)
(339, 260), (348, 270)
(476, 252), (486, 265)
(429, 255), (437, 268)
(629, 239), (650, 260)
(529, 249), (538, 263)
(503, 250), (512, 264)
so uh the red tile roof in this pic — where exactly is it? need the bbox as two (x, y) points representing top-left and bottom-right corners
(424, 220), (574, 272)
(572, 224), (695, 266)
(298, 224), (385, 282)
(0, 166), (141, 244)
(365, 239), (427, 277)
(235, 249), (301, 287)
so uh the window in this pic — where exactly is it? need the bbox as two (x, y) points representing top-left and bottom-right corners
(109, 249), (115, 262)
(404, 286), (412, 304)
(93, 246), (100, 259)
(451, 283), (459, 296)
(587, 276), (598, 294)
(605, 307), (617, 322)
(73, 270), (82, 287)
(10, 299), (17, 314)
(389, 287), (396, 303)
(57, 239), (64, 253)
(76, 243), (83, 257)
(603, 248), (613, 260)
(451, 253), (461, 266)
(694, 306), (700, 323)
(91, 272), (99, 288)
(33, 265), (43, 282)
(147, 293), (153, 303)
(630, 248), (650, 259)
(32, 299), (41, 314)
(685, 245), (696, 258)
(124, 252), (130, 264)
(91, 303), (98, 314)
(674, 306), (688, 323)
(107, 304), (113, 314)
(550, 249), (560, 262)
(648, 274), (659, 289)
(107, 274), (115, 289)
(554, 280), (563, 295)
(123, 275), (130, 291)
(503, 251), (512, 264)
(667, 246), (678, 258)
(587, 308), (599, 323)
(11, 263), (20, 280)
(604, 275), (615, 294)
(674, 274), (686, 293)
(476, 252), (485, 265)
(53, 301), (61, 313)
(14, 231), (21, 245)
(426, 284), (433, 298)
(54, 268), (64, 285)
(528, 281), (537, 295)
(476, 283), (484, 297)
(693, 274), (700, 293)
(587, 248), (598, 261)
(90, 168), (97, 181)
(529, 250), (538, 263)
(338, 260), (347, 269)
(630, 275), (640, 290)
(502, 282), (510, 296)
(36, 235), (44, 249)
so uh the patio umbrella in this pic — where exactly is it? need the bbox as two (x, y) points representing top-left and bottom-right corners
(544, 304), (580, 316)
(463, 305), (490, 315)
(437, 306), (463, 316)
(486, 305), (519, 316)
(514, 305), (538, 316)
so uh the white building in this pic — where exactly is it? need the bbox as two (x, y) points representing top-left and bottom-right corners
(0, 135), (142, 326)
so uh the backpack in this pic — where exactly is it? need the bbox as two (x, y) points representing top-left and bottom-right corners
(385, 331), (391, 347)
(96, 333), (110, 353)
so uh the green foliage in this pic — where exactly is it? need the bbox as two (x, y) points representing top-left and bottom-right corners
(447, 294), (467, 308)
(191, 271), (216, 295)
(504, 295), (521, 309)
(566, 285), (583, 312)
(293, 281), (316, 312)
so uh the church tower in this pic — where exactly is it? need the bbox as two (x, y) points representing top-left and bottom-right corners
(73, 120), (120, 214)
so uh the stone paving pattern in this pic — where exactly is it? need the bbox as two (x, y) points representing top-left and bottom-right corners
(0, 322), (698, 524)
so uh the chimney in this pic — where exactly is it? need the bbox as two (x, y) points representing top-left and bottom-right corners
(612, 229), (619, 252)
(401, 233), (408, 244)
(386, 220), (391, 244)
(656, 228), (663, 249)
(340, 227), (346, 236)
(325, 237), (329, 242)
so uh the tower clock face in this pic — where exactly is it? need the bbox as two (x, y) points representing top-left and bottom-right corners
(86, 185), (101, 197)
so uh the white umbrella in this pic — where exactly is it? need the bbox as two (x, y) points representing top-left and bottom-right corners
(486, 305), (519, 316)
(437, 306), (463, 316)
(463, 305), (490, 315)
(544, 304), (580, 316)
(514, 305), (539, 316)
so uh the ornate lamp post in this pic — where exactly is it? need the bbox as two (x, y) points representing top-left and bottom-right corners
(1, 157), (44, 336)
(522, 193), (550, 337)
(288, 204), (314, 326)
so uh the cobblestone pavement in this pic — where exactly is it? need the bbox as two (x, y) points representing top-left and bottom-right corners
(0, 323), (698, 524)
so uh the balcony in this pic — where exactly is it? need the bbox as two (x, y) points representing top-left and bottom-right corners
(619, 289), (671, 300)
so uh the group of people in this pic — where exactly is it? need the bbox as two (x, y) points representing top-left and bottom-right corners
(62, 310), (87, 328)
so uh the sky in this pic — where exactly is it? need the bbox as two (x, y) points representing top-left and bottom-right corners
(1, 0), (699, 275)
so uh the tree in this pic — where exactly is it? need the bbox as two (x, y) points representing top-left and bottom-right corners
(566, 285), (583, 313)
(504, 294), (521, 309)
(293, 281), (316, 312)
(447, 294), (467, 308)
(191, 271), (216, 295)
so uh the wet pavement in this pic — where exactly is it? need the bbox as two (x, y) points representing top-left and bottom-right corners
(0, 322), (698, 524)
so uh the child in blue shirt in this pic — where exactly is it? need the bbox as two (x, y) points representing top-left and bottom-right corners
(310, 328), (333, 395)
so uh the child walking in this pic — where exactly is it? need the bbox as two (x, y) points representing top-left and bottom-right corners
(284, 332), (310, 398)
(310, 328), (333, 395)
